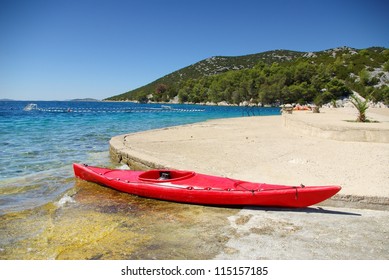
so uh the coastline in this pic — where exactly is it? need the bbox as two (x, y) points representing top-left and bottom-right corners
(2, 105), (388, 260)
(110, 107), (389, 207)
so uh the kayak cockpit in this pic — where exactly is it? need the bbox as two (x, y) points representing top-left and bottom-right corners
(138, 170), (195, 182)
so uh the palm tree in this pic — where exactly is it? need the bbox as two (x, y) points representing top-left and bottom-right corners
(349, 94), (369, 122)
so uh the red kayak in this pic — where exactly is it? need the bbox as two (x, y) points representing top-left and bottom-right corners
(73, 163), (341, 208)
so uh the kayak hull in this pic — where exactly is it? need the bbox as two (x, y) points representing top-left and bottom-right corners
(73, 163), (341, 208)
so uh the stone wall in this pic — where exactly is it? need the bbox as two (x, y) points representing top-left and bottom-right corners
(109, 135), (167, 170)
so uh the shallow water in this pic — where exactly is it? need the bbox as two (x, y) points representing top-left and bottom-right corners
(0, 100), (279, 259)
(1, 179), (239, 260)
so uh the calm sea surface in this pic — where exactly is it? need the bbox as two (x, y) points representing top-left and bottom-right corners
(0, 101), (279, 259)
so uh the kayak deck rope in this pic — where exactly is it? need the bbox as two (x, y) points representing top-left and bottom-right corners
(227, 178), (255, 195)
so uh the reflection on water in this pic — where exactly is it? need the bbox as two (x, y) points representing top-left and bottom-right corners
(0, 180), (238, 260)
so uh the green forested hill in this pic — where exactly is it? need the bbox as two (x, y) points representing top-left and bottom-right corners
(106, 47), (389, 105)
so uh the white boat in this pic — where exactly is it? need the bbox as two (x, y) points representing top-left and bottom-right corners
(23, 103), (38, 111)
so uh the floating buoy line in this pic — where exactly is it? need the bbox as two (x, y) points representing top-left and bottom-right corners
(23, 103), (205, 113)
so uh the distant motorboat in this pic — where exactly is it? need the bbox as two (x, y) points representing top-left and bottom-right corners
(23, 103), (38, 111)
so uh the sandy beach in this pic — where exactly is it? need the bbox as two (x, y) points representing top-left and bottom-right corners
(107, 107), (389, 259)
(110, 107), (389, 205)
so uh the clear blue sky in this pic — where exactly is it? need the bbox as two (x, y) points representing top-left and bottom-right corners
(1, 0), (388, 100)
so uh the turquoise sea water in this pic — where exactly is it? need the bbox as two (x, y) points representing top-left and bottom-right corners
(0, 101), (279, 214)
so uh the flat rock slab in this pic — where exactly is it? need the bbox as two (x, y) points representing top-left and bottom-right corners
(215, 206), (389, 259)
